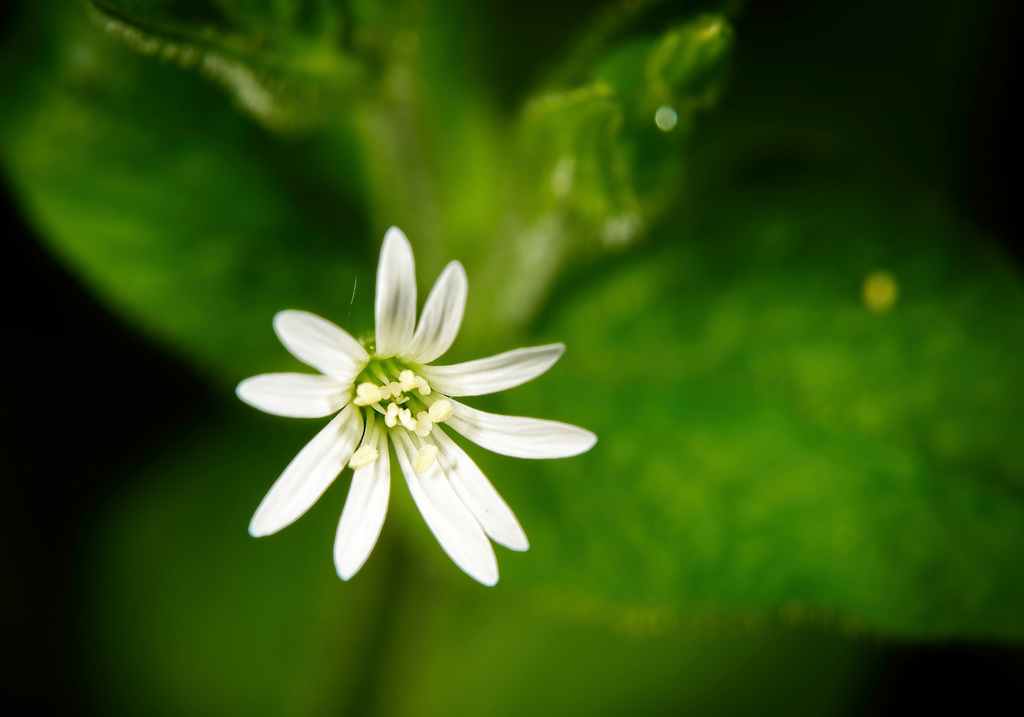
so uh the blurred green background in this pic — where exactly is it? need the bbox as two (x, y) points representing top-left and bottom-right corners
(2, 0), (1023, 714)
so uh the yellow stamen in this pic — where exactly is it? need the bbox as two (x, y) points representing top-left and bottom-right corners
(428, 399), (453, 423)
(413, 444), (439, 473)
(350, 444), (379, 469)
(353, 382), (383, 406)
(415, 376), (431, 395)
(414, 411), (433, 436)
(398, 407), (416, 431)
(398, 369), (417, 392)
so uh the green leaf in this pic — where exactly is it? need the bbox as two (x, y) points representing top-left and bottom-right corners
(482, 183), (1024, 639)
(520, 84), (635, 225)
(76, 410), (388, 715)
(519, 13), (736, 245)
(84, 0), (369, 129)
(74, 403), (875, 716)
(0, 5), (376, 380)
(645, 14), (733, 110)
(9, 0), (1020, 643)
(0, 2), (739, 370)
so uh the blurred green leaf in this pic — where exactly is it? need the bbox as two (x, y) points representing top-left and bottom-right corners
(520, 84), (635, 225)
(377, 598), (871, 717)
(519, 13), (735, 247)
(6, 0), (1022, 647)
(76, 407), (402, 715)
(84, 0), (369, 129)
(0, 5), (377, 380)
(645, 14), (733, 110)
(487, 182), (1024, 639)
(0, 2), (737, 368)
(75, 403), (874, 716)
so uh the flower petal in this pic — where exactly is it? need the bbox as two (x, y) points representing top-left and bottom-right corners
(237, 373), (350, 418)
(273, 310), (369, 382)
(392, 432), (498, 586)
(420, 344), (564, 397)
(374, 226), (417, 358)
(402, 261), (467, 364)
(434, 429), (528, 551)
(249, 405), (364, 537)
(334, 425), (390, 580)
(445, 400), (597, 459)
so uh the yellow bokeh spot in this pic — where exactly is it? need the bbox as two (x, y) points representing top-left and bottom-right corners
(861, 270), (899, 314)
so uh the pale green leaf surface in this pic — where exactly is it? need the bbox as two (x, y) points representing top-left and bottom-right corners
(483, 185), (1024, 638)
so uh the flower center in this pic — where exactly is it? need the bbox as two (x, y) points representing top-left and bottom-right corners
(350, 357), (453, 472)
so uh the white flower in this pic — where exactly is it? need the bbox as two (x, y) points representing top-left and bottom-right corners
(237, 227), (596, 585)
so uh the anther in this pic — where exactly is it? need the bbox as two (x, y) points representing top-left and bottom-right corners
(428, 399), (453, 423)
(413, 444), (439, 473)
(415, 376), (431, 395)
(349, 444), (379, 469)
(398, 369), (417, 392)
(414, 411), (433, 436)
(385, 402), (399, 427)
(354, 382), (383, 406)
(398, 407), (416, 431)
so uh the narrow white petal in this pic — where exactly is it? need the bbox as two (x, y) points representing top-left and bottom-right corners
(237, 373), (349, 418)
(402, 261), (467, 364)
(374, 227), (417, 358)
(392, 432), (499, 586)
(420, 344), (565, 397)
(273, 310), (369, 382)
(445, 400), (597, 459)
(434, 429), (528, 551)
(249, 405), (364, 537)
(334, 426), (390, 580)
